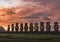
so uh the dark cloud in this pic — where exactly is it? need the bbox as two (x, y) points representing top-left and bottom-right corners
(18, 13), (44, 19)
(7, 10), (15, 14)
(43, 16), (52, 21)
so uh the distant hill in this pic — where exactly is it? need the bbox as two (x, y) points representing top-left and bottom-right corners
(0, 26), (6, 32)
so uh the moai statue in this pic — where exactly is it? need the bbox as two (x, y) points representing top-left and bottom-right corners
(24, 23), (28, 32)
(30, 23), (33, 32)
(40, 22), (44, 32)
(34, 23), (38, 32)
(20, 23), (23, 32)
(15, 23), (19, 32)
(54, 22), (59, 32)
(11, 24), (14, 32)
(46, 22), (51, 32)
(8, 25), (10, 32)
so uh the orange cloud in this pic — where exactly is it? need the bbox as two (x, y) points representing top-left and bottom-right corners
(0, 0), (60, 31)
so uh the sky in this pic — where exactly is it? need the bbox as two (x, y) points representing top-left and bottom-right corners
(0, 0), (60, 31)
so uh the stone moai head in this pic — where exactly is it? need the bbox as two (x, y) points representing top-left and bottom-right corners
(30, 23), (33, 26)
(12, 24), (14, 32)
(54, 22), (59, 32)
(54, 22), (58, 26)
(24, 23), (28, 32)
(46, 22), (51, 32)
(35, 23), (38, 26)
(20, 23), (23, 32)
(30, 23), (33, 28)
(15, 23), (19, 32)
(40, 22), (44, 32)
(34, 23), (38, 32)
(46, 22), (50, 25)
(30, 23), (33, 32)
(8, 25), (10, 32)
(8, 25), (10, 28)
(12, 24), (14, 27)
(16, 23), (18, 26)
(25, 23), (28, 26)
(40, 22), (44, 26)
(20, 23), (23, 26)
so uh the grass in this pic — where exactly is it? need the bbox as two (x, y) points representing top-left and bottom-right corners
(0, 34), (60, 42)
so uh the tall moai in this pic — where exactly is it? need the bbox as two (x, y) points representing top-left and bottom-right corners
(11, 24), (14, 32)
(54, 22), (59, 32)
(20, 23), (23, 32)
(8, 25), (10, 32)
(24, 23), (28, 32)
(40, 22), (44, 32)
(29, 23), (33, 32)
(46, 22), (51, 32)
(15, 23), (19, 32)
(34, 23), (38, 32)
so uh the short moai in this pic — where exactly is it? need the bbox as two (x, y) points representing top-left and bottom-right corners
(46, 22), (51, 32)
(24, 23), (28, 32)
(54, 22), (59, 32)
(30, 23), (33, 32)
(11, 24), (14, 32)
(15, 23), (19, 32)
(8, 25), (10, 32)
(20, 23), (23, 32)
(34, 23), (38, 32)
(40, 22), (44, 32)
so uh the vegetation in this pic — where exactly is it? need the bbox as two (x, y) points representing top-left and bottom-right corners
(0, 34), (60, 42)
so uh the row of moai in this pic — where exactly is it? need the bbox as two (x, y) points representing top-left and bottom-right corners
(7, 22), (59, 32)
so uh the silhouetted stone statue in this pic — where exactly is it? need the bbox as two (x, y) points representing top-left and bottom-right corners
(46, 22), (51, 32)
(29, 23), (33, 32)
(15, 23), (19, 32)
(8, 25), (10, 32)
(34, 23), (38, 32)
(20, 23), (23, 32)
(54, 22), (59, 32)
(11, 24), (14, 32)
(40, 22), (44, 32)
(24, 23), (28, 32)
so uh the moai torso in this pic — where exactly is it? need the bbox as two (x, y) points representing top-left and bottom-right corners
(20, 23), (23, 32)
(46, 22), (51, 32)
(40, 22), (44, 32)
(54, 22), (59, 32)
(24, 23), (28, 32)
(34, 23), (38, 32)
(12, 24), (14, 32)
(15, 23), (19, 32)
(8, 25), (10, 32)
(30, 23), (33, 32)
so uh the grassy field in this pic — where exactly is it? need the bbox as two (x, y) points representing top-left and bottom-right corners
(0, 33), (60, 42)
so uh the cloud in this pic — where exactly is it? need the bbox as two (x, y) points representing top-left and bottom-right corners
(24, 13), (40, 19)
(43, 16), (52, 21)
(0, 0), (60, 30)
(0, 0), (23, 8)
(7, 10), (15, 14)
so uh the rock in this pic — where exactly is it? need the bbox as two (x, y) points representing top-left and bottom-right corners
(0, 26), (6, 32)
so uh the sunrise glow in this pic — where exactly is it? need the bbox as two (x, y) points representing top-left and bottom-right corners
(0, 0), (60, 31)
